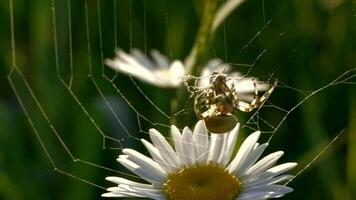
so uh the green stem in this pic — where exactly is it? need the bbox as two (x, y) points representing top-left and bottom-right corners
(170, 93), (178, 126)
(171, 0), (218, 128)
(185, 0), (218, 76)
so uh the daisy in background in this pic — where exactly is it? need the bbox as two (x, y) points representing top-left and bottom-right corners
(106, 49), (272, 97)
(105, 49), (185, 88)
(103, 120), (296, 199)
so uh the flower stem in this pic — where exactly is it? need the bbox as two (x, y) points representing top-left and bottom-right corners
(185, 0), (218, 76)
(171, 0), (218, 128)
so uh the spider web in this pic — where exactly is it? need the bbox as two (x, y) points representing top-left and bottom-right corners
(5, 0), (356, 199)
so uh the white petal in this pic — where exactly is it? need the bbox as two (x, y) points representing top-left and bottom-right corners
(119, 184), (163, 197)
(169, 61), (185, 85)
(106, 49), (184, 88)
(207, 134), (225, 164)
(242, 163), (297, 185)
(149, 129), (180, 168)
(102, 192), (122, 197)
(131, 49), (154, 69)
(118, 154), (128, 159)
(103, 186), (141, 197)
(123, 149), (167, 178)
(141, 139), (177, 173)
(244, 151), (284, 176)
(171, 125), (184, 166)
(117, 50), (148, 71)
(228, 131), (261, 174)
(220, 123), (240, 166)
(151, 49), (170, 68)
(242, 184), (293, 194)
(236, 191), (285, 200)
(108, 190), (144, 198)
(234, 78), (269, 93)
(107, 187), (119, 192)
(237, 143), (268, 176)
(105, 58), (156, 83)
(267, 162), (297, 174)
(117, 49), (156, 80)
(114, 184), (164, 200)
(244, 175), (294, 187)
(116, 157), (162, 184)
(181, 127), (196, 166)
(105, 177), (154, 188)
(217, 133), (230, 164)
(193, 120), (210, 164)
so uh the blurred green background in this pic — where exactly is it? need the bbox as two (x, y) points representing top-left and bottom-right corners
(0, 0), (355, 199)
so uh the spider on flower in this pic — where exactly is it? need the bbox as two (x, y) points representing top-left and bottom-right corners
(186, 71), (277, 134)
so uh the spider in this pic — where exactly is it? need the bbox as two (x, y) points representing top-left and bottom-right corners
(191, 72), (277, 133)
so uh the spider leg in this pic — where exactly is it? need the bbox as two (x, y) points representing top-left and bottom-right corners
(234, 78), (259, 112)
(236, 101), (254, 112)
(236, 79), (278, 112)
(258, 79), (278, 103)
(249, 78), (259, 107)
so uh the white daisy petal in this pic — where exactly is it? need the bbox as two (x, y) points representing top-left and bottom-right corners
(242, 163), (297, 184)
(117, 50), (156, 77)
(237, 143), (268, 176)
(105, 186), (143, 197)
(149, 129), (180, 168)
(122, 149), (167, 179)
(120, 185), (164, 199)
(233, 78), (269, 93)
(151, 49), (170, 68)
(102, 192), (121, 197)
(105, 58), (156, 83)
(106, 49), (185, 88)
(228, 131), (261, 175)
(169, 61), (185, 85)
(114, 184), (164, 200)
(217, 133), (230, 164)
(244, 175), (294, 187)
(236, 191), (285, 200)
(117, 50), (147, 70)
(105, 177), (154, 189)
(106, 187), (119, 192)
(118, 154), (128, 159)
(181, 127), (196, 166)
(192, 121), (210, 164)
(267, 163), (298, 175)
(220, 123), (240, 166)
(207, 134), (225, 164)
(132, 49), (155, 69)
(107, 48), (272, 90)
(110, 191), (143, 198)
(242, 172), (272, 186)
(242, 184), (293, 194)
(170, 125), (185, 166)
(244, 151), (284, 176)
(116, 157), (162, 184)
(141, 139), (177, 172)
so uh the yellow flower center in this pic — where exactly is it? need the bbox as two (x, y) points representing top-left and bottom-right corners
(163, 164), (241, 200)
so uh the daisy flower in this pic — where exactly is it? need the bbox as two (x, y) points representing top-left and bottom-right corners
(103, 120), (296, 199)
(105, 49), (185, 88)
(106, 49), (272, 94)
